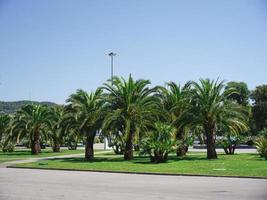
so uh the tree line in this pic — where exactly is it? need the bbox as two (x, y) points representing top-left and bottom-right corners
(0, 75), (267, 162)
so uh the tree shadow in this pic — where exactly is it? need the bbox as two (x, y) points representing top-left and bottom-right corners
(51, 156), (127, 163)
(52, 154), (208, 165)
(133, 155), (207, 164)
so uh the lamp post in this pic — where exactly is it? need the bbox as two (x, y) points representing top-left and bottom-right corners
(104, 52), (117, 150)
(108, 52), (116, 84)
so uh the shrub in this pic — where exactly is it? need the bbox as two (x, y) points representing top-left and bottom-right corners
(94, 137), (100, 144)
(217, 135), (241, 155)
(176, 136), (194, 157)
(140, 122), (176, 163)
(2, 142), (15, 152)
(246, 139), (254, 146)
(256, 137), (267, 160)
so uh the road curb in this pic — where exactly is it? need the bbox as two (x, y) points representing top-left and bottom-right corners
(7, 165), (267, 180)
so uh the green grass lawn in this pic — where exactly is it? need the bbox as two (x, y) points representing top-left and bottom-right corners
(0, 148), (85, 163)
(14, 152), (267, 178)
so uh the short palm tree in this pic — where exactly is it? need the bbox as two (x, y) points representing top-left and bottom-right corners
(11, 104), (52, 154)
(102, 75), (159, 160)
(158, 81), (192, 156)
(140, 122), (176, 163)
(66, 89), (104, 160)
(48, 106), (65, 152)
(60, 109), (82, 150)
(191, 79), (248, 159)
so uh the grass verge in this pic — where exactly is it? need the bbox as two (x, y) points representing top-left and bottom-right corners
(13, 152), (267, 178)
(0, 148), (85, 163)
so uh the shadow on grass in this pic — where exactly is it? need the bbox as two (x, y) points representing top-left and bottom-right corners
(37, 152), (263, 165)
(48, 154), (210, 165)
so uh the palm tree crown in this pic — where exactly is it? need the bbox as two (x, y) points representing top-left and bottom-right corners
(11, 104), (52, 154)
(102, 75), (159, 160)
(191, 78), (248, 159)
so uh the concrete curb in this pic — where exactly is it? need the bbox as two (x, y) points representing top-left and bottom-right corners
(7, 165), (267, 180)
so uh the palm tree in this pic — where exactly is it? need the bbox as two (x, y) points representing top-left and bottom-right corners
(60, 111), (80, 150)
(48, 106), (65, 152)
(190, 79), (248, 159)
(66, 89), (104, 161)
(0, 114), (11, 143)
(102, 75), (159, 160)
(11, 104), (52, 154)
(158, 82), (192, 156)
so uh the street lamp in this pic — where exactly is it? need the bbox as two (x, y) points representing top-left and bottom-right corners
(104, 52), (117, 151)
(108, 52), (117, 84)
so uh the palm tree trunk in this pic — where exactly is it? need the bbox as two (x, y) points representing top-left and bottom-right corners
(85, 134), (95, 161)
(204, 124), (217, 159)
(31, 132), (41, 155)
(176, 129), (187, 157)
(124, 132), (134, 160)
(52, 142), (60, 152)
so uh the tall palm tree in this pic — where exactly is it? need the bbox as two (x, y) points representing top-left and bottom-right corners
(158, 82), (192, 156)
(66, 89), (104, 161)
(191, 79), (248, 159)
(102, 75), (159, 160)
(11, 104), (52, 154)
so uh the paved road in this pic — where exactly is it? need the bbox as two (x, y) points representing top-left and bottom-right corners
(0, 168), (266, 200)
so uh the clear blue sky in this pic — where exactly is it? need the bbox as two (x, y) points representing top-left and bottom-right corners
(0, 0), (266, 104)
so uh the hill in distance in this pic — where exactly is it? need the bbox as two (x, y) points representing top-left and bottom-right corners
(0, 100), (58, 114)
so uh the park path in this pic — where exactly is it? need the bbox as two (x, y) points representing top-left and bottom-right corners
(0, 153), (83, 168)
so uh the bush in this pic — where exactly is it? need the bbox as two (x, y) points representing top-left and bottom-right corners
(256, 137), (267, 160)
(2, 142), (15, 152)
(246, 139), (254, 146)
(94, 137), (101, 144)
(217, 135), (241, 155)
(140, 122), (176, 163)
(176, 136), (193, 157)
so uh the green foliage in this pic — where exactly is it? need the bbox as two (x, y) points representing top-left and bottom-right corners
(217, 136), (242, 155)
(190, 78), (248, 159)
(47, 106), (65, 152)
(11, 104), (52, 154)
(225, 82), (250, 106)
(66, 89), (104, 159)
(94, 137), (101, 144)
(2, 142), (15, 152)
(0, 101), (56, 114)
(258, 128), (267, 137)
(106, 132), (125, 154)
(256, 137), (267, 160)
(0, 113), (11, 142)
(251, 85), (267, 132)
(102, 75), (160, 160)
(140, 122), (176, 163)
(158, 81), (192, 156)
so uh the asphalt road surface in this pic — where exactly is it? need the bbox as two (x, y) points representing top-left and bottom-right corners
(0, 168), (266, 200)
